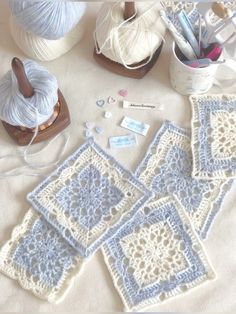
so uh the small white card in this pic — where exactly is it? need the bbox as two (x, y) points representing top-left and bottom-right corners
(109, 134), (138, 148)
(120, 116), (150, 136)
(123, 100), (163, 111)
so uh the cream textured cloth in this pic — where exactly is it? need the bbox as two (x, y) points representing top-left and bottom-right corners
(0, 1), (235, 312)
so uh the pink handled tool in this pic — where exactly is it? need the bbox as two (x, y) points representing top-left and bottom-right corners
(183, 58), (225, 68)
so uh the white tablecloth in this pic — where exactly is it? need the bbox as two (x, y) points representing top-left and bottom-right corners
(0, 2), (235, 312)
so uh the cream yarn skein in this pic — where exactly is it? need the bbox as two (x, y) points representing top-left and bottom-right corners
(94, 2), (166, 68)
(10, 16), (86, 61)
(8, 0), (87, 40)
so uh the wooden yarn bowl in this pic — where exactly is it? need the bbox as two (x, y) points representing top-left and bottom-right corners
(93, 42), (164, 79)
(2, 89), (70, 146)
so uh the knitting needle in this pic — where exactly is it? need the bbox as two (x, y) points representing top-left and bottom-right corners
(222, 31), (236, 46)
(198, 12), (202, 56)
(177, 10), (201, 57)
(208, 12), (236, 43)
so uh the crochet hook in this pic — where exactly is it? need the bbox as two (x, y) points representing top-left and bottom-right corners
(160, 9), (197, 60)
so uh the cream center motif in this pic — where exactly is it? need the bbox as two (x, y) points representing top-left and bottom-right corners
(211, 111), (236, 159)
(120, 221), (187, 288)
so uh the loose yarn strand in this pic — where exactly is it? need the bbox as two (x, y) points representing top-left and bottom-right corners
(116, 26), (166, 69)
(116, 2), (165, 69)
(0, 131), (70, 178)
(94, 1), (166, 69)
(94, 3), (114, 53)
(23, 109), (40, 161)
(23, 131), (70, 170)
(94, 2), (137, 54)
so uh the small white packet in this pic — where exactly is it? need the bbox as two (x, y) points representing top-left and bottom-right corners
(109, 134), (138, 148)
(120, 116), (150, 136)
(123, 100), (163, 111)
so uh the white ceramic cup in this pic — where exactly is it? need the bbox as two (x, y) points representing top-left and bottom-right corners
(169, 42), (222, 95)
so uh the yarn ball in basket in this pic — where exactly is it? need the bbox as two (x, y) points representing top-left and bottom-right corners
(8, 0), (87, 40)
(94, 2), (166, 67)
(0, 59), (58, 128)
(10, 16), (86, 61)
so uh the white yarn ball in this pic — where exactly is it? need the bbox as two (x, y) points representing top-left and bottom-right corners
(8, 0), (87, 40)
(94, 2), (166, 67)
(0, 59), (58, 128)
(10, 15), (86, 61)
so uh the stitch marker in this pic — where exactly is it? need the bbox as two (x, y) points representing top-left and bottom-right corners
(104, 111), (112, 119)
(84, 129), (93, 138)
(123, 100), (164, 111)
(120, 116), (150, 136)
(118, 89), (128, 97)
(84, 121), (94, 129)
(109, 134), (138, 148)
(96, 99), (105, 107)
(95, 126), (104, 134)
(107, 96), (116, 104)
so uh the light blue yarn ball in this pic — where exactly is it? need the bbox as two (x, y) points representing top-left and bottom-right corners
(8, 0), (87, 40)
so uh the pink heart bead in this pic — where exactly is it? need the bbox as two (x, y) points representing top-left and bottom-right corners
(118, 89), (128, 97)
(107, 96), (116, 104)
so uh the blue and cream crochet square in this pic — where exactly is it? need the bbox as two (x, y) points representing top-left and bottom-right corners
(0, 209), (83, 303)
(135, 121), (232, 239)
(27, 138), (152, 258)
(190, 94), (236, 179)
(103, 196), (215, 311)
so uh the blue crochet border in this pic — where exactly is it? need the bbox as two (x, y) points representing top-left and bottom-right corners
(103, 197), (212, 311)
(193, 97), (236, 176)
(27, 138), (152, 258)
(135, 120), (233, 239)
(135, 120), (189, 178)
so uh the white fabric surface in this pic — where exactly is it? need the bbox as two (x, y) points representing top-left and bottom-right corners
(0, 1), (236, 312)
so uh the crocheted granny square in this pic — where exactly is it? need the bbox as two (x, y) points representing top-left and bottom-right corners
(0, 209), (83, 303)
(103, 196), (215, 311)
(27, 138), (151, 258)
(135, 121), (232, 239)
(190, 94), (236, 179)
